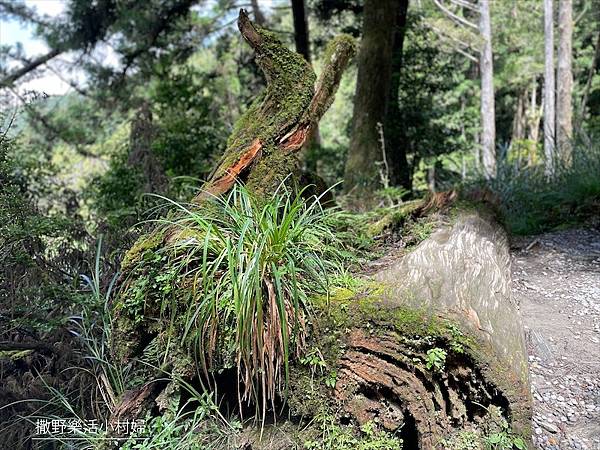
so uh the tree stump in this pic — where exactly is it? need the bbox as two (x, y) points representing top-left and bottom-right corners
(108, 8), (355, 428)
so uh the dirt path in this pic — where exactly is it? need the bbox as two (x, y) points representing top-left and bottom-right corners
(511, 228), (600, 450)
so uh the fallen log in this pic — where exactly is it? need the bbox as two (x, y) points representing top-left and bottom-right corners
(231, 209), (532, 449)
(322, 211), (532, 448)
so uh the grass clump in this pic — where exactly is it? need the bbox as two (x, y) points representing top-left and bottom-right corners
(481, 135), (600, 235)
(150, 183), (344, 416)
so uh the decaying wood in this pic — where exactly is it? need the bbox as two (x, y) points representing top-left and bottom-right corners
(331, 211), (532, 448)
(195, 9), (354, 202)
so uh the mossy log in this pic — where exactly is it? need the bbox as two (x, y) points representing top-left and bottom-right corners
(312, 211), (532, 449)
(108, 8), (355, 430)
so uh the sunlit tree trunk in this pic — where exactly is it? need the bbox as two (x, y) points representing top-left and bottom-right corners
(557, 0), (573, 165)
(479, 0), (496, 180)
(527, 77), (543, 165)
(544, 0), (556, 177)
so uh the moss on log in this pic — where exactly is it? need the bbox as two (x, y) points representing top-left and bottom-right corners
(108, 9), (356, 435)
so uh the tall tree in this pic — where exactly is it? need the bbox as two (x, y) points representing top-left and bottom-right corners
(544, 0), (556, 177)
(479, 0), (496, 179)
(344, 0), (400, 203)
(291, 0), (311, 63)
(431, 0), (497, 179)
(385, 0), (411, 190)
(557, 0), (573, 164)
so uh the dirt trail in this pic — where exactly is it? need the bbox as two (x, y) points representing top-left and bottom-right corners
(511, 228), (600, 450)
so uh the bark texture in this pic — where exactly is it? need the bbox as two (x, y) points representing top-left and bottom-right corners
(194, 10), (355, 203)
(479, 0), (496, 180)
(557, 0), (573, 165)
(344, 0), (400, 204)
(544, 0), (556, 177)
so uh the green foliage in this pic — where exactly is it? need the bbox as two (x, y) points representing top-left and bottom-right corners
(120, 386), (240, 450)
(479, 135), (600, 234)
(305, 412), (403, 450)
(425, 347), (447, 372)
(482, 406), (527, 450)
(440, 406), (528, 450)
(142, 183), (344, 415)
(150, 67), (227, 183)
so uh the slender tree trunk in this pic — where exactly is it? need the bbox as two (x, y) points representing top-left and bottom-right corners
(557, 0), (574, 165)
(579, 31), (599, 119)
(250, 0), (266, 26)
(344, 0), (400, 204)
(385, 0), (411, 190)
(479, 0), (496, 180)
(544, 0), (556, 177)
(528, 77), (543, 164)
(127, 103), (168, 194)
(511, 89), (526, 144)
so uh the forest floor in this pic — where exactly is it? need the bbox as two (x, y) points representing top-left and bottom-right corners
(511, 228), (600, 450)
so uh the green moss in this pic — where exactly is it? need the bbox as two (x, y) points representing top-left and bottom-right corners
(121, 230), (165, 271)
(212, 25), (316, 185)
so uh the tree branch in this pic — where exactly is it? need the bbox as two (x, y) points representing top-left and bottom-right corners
(433, 0), (478, 30)
(195, 10), (355, 201)
(427, 24), (478, 61)
(0, 341), (54, 354)
(448, 0), (478, 13)
(0, 48), (62, 88)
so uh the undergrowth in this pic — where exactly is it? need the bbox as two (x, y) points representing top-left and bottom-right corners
(304, 410), (403, 450)
(480, 135), (600, 235)
(15, 237), (238, 449)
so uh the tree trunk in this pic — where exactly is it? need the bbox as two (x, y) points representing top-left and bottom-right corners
(109, 11), (355, 422)
(579, 31), (600, 119)
(479, 0), (496, 180)
(291, 0), (311, 63)
(527, 77), (543, 165)
(544, 0), (556, 177)
(557, 0), (573, 165)
(344, 0), (400, 205)
(385, 0), (411, 191)
(193, 11), (355, 203)
(127, 103), (168, 194)
(250, 0), (266, 26)
(291, 0), (322, 157)
(511, 88), (526, 144)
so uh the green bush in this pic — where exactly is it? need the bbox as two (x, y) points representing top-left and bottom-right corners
(149, 183), (344, 415)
